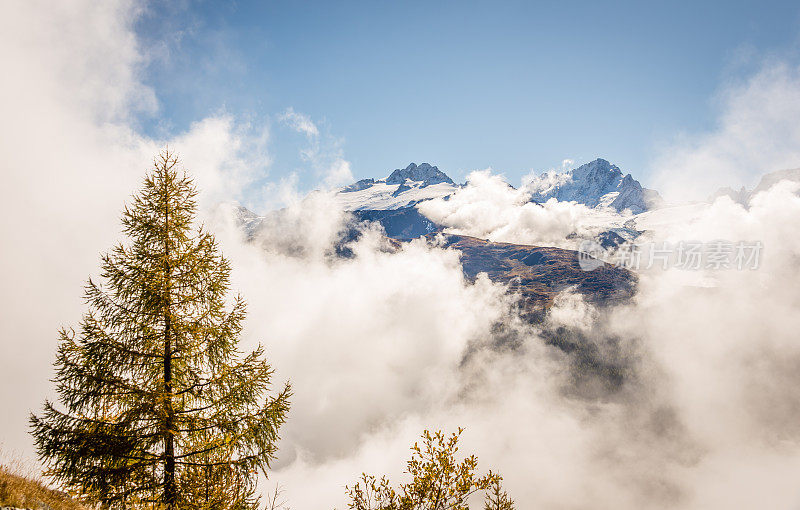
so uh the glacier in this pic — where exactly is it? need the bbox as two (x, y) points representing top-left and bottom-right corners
(526, 158), (662, 214)
(335, 162), (459, 212)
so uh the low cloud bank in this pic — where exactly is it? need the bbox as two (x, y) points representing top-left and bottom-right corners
(650, 63), (800, 202)
(417, 169), (618, 248)
(220, 181), (800, 510)
(3, 3), (800, 509)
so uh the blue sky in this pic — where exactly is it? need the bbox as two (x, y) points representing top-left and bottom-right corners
(135, 0), (800, 189)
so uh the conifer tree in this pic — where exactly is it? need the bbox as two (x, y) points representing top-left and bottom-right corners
(30, 149), (291, 509)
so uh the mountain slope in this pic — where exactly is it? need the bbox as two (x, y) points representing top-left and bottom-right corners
(351, 208), (439, 239)
(227, 205), (636, 313)
(436, 234), (636, 312)
(0, 464), (91, 510)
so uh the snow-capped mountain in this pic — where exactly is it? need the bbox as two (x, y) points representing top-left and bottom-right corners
(334, 159), (663, 241)
(338, 159), (661, 215)
(216, 202), (264, 237)
(386, 162), (455, 186)
(527, 158), (661, 214)
(336, 163), (459, 211)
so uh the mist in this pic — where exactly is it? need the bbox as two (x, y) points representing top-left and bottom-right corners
(2, 2), (800, 510)
(209, 180), (800, 509)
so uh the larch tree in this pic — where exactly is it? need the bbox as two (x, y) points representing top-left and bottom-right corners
(30, 149), (291, 509)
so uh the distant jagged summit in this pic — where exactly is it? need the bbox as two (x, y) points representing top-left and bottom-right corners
(386, 163), (455, 186)
(337, 158), (660, 215)
(527, 158), (661, 214)
(337, 162), (458, 211)
(711, 166), (800, 205)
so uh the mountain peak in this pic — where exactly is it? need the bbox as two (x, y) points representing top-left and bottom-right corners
(572, 158), (622, 180)
(336, 163), (458, 211)
(588, 157), (612, 167)
(710, 166), (800, 205)
(386, 163), (455, 186)
(528, 158), (660, 213)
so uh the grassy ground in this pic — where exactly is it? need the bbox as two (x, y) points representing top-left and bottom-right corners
(0, 463), (91, 510)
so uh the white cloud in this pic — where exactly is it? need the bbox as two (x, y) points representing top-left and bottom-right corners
(243, 72), (800, 509)
(650, 63), (800, 201)
(260, 181), (800, 509)
(521, 167), (574, 195)
(279, 107), (354, 189)
(323, 158), (354, 188)
(0, 0), (271, 459)
(279, 107), (320, 139)
(168, 115), (272, 208)
(418, 169), (619, 248)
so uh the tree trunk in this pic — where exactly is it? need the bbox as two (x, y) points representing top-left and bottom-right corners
(164, 307), (176, 507)
(163, 170), (177, 508)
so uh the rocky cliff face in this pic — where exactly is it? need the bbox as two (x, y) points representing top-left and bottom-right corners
(385, 162), (455, 186)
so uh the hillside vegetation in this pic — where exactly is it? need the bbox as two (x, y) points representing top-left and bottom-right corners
(0, 464), (91, 510)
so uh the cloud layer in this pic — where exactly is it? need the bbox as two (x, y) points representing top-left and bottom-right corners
(650, 63), (800, 201)
(2, 3), (800, 510)
(418, 169), (621, 248)
(0, 0), (269, 459)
